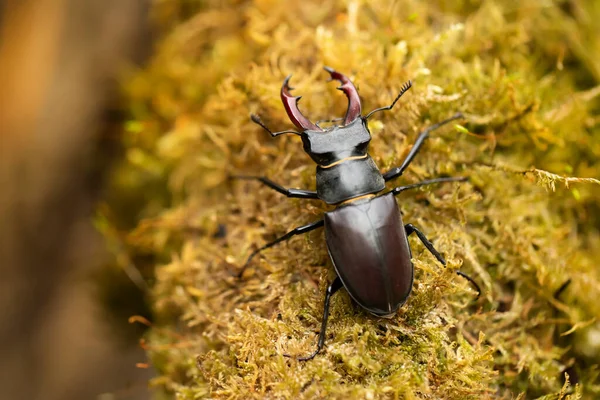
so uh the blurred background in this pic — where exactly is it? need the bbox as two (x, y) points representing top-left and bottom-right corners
(0, 1), (155, 399)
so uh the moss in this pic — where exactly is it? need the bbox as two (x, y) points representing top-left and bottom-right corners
(109, 0), (600, 398)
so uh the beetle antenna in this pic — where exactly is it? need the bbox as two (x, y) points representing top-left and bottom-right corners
(250, 114), (301, 137)
(364, 80), (412, 120)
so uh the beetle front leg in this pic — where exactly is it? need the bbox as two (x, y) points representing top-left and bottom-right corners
(383, 113), (464, 182)
(286, 276), (344, 361)
(237, 219), (324, 278)
(231, 175), (319, 199)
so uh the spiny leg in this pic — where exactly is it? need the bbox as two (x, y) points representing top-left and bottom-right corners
(390, 176), (468, 196)
(231, 175), (318, 199)
(286, 276), (344, 361)
(363, 80), (412, 120)
(405, 224), (480, 299)
(238, 219), (324, 278)
(456, 271), (481, 300)
(405, 223), (446, 265)
(383, 113), (464, 182)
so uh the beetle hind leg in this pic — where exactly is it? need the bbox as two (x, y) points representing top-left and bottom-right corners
(285, 276), (344, 361)
(405, 224), (482, 300)
(456, 271), (481, 300)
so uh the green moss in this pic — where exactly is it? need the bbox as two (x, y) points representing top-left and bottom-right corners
(109, 0), (600, 398)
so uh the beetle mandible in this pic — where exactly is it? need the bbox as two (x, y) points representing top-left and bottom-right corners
(235, 67), (479, 361)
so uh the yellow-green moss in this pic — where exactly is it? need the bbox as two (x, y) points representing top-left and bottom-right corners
(107, 0), (600, 398)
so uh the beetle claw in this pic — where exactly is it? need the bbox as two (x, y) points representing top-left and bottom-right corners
(281, 75), (322, 131)
(323, 66), (362, 125)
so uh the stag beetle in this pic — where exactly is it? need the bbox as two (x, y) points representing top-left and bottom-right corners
(234, 67), (479, 361)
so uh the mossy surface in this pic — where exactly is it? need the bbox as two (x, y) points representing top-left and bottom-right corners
(110, 1), (600, 398)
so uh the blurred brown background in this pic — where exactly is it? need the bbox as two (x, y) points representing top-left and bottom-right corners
(0, 0), (154, 399)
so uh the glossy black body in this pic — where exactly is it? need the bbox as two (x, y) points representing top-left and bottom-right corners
(298, 89), (410, 315)
(325, 193), (413, 316)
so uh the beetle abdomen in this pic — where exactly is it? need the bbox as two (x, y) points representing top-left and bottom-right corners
(324, 193), (413, 316)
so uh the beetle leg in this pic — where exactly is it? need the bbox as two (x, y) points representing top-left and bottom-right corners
(404, 224), (446, 265)
(382, 113), (464, 182)
(406, 224), (482, 299)
(287, 276), (344, 361)
(553, 279), (571, 300)
(363, 80), (412, 120)
(456, 271), (481, 300)
(231, 175), (318, 199)
(390, 176), (467, 196)
(237, 219), (324, 278)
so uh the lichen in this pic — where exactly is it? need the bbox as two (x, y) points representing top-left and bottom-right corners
(106, 0), (600, 398)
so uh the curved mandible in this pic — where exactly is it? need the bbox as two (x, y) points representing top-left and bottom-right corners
(280, 75), (322, 132)
(323, 66), (362, 125)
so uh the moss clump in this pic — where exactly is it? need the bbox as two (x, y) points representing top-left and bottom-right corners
(110, 0), (600, 398)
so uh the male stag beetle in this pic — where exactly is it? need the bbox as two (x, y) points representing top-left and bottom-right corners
(234, 67), (480, 361)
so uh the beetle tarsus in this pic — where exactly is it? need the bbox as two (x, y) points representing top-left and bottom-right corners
(456, 271), (481, 300)
(383, 113), (466, 182)
(286, 277), (343, 361)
